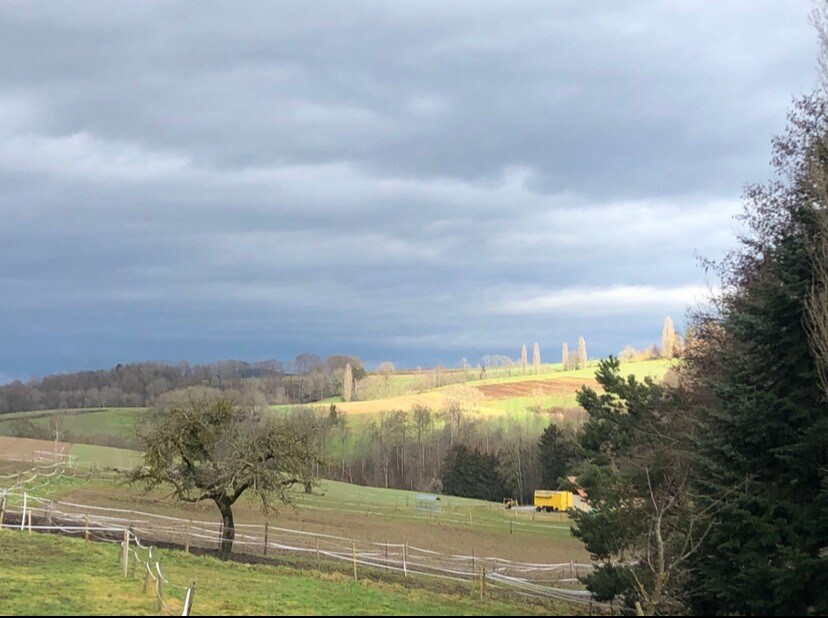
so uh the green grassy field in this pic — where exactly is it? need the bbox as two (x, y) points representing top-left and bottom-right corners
(0, 408), (144, 443)
(0, 359), (672, 474)
(0, 460), (585, 565)
(69, 444), (142, 469)
(0, 531), (576, 615)
(464, 358), (672, 388)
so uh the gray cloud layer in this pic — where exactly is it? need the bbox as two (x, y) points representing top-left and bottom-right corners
(0, 1), (818, 377)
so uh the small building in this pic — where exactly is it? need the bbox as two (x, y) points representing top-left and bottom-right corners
(566, 475), (591, 512)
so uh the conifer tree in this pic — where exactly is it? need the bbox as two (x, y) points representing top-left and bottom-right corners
(537, 423), (576, 489)
(686, 94), (828, 615)
(572, 358), (698, 614)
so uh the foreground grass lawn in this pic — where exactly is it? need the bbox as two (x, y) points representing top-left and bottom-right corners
(0, 531), (577, 615)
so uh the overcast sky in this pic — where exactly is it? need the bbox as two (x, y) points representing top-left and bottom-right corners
(0, 1), (819, 379)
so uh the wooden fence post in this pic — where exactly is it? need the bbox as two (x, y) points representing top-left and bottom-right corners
(263, 522), (269, 556)
(20, 493), (27, 531)
(471, 547), (475, 575)
(27, 510), (32, 535)
(403, 543), (408, 578)
(155, 563), (164, 612)
(183, 581), (196, 616)
(352, 542), (358, 581)
(121, 528), (130, 578)
(0, 489), (6, 529)
(479, 567), (486, 598)
(84, 515), (89, 544)
(184, 519), (191, 553)
(316, 536), (321, 570)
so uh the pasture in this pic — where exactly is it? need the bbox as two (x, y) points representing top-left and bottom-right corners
(47, 475), (589, 565)
(0, 532), (576, 615)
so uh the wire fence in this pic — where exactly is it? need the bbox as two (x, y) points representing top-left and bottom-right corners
(0, 457), (608, 612)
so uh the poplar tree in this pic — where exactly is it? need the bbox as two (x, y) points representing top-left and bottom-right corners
(533, 342), (541, 374)
(578, 336), (588, 368)
(562, 343), (570, 370)
(661, 316), (676, 359)
(342, 363), (353, 402)
(520, 344), (528, 374)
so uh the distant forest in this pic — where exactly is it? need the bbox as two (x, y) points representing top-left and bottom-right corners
(0, 354), (365, 414)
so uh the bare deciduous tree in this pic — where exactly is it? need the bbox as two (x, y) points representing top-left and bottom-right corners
(804, 7), (828, 399)
(562, 343), (570, 370)
(578, 336), (588, 369)
(377, 361), (395, 396)
(128, 396), (319, 559)
(533, 342), (541, 374)
(520, 344), (528, 374)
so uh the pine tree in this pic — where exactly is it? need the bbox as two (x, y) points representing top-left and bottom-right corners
(532, 342), (541, 374)
(661, 316), (676, 359)
(441, 444), (507, 501)
(572, 358), (697, 614)
(520, 344), (528, 374)
(577, 336), (587, 368)
(342, 363), (353, 402)
(562, 343), (569, 370)
(686, 94), (828, 615)
(536, 423), (576, 489)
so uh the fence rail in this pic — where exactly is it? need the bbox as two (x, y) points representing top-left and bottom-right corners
(0, 458), (605, 610)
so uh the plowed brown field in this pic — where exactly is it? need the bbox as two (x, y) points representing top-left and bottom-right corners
(476, 377), (600, 399)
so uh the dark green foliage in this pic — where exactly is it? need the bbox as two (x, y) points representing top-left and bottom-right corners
(536, 423), (577, 489)
(571, 357), (693, 615)
(687, 96), (828, 615)
(441, 444), (508, 502)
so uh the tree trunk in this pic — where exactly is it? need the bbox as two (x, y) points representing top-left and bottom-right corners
(216, 497), (235, 560)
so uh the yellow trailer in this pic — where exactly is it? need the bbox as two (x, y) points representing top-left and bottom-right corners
(534, 490), (573, 512)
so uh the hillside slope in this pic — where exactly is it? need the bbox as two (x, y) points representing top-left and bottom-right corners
(0, 531), (578, 615)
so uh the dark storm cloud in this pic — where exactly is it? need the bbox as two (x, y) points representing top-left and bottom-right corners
(0, 1), (817, 377)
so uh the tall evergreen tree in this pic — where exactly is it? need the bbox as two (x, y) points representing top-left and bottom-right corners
(537, 423), (576, 489)
(572, 358), (699, 614)
(686, 94), (828, 615)
(441, 444), (507, 502)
